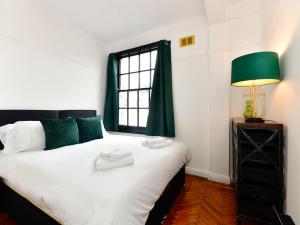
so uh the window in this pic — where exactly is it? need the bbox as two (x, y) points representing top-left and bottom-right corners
(117, 45), (158, 134)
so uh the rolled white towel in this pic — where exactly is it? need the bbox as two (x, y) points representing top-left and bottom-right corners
(99, 149), (131, 161)
(143, 139), (173, 149)
(143, 137), (167, 145)
(95, 155), (134, 171)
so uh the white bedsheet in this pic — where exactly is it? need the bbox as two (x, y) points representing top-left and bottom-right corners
(0, 135), (191, 225)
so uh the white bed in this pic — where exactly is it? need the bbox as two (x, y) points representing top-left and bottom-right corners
(0, 134), (191, 225)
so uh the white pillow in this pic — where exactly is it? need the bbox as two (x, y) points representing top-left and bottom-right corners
(101, 119), (109, 137)
(0, 121), (45, 154)
(0, 124), (13, 144)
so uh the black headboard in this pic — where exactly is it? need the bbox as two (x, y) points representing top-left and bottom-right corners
(0, 110), (97, 149)
(59, 110), (96, 119)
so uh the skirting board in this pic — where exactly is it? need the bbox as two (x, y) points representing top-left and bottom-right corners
(186, 167), (230, 184)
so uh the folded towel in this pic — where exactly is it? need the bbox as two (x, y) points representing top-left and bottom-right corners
(95, 155), (134, 171)
(99, 149), (131, 161)
(143, 139), (173, 149)
(144, 137), (167, 145)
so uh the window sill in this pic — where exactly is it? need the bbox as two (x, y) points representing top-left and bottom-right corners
(109, 131), (147, 137)
(118, 125), (146, 135)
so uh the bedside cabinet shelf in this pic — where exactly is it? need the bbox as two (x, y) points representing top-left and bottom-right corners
(231, 118), (285, 224)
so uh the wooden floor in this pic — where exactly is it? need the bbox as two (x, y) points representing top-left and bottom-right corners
(163, 175), (262, 225)
(0, 175), (263, 225)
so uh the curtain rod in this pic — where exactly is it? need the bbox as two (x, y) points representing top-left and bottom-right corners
(114, 40), (170, 56)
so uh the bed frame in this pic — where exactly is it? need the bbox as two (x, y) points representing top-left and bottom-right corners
(0, 110), (185, 225)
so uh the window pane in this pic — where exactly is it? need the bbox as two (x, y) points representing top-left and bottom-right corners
(139, 90), (149, 108)
(151, 70), (154, 86)
(120, 75), (128, 90)
(139, 109), (149, 127)
(140, 52), (150, 70)
(119, 109), (127, 126)
(120, 57), (129, 74)
(118, 49), (156, 131)
(130, 73), (139, 89)
(119, 92), (127, 108)
(151, 50), (157, 69)
(129, 109), (137, 126)
(129, 91), (137, 108)
(140, 71), (150, 88)
(130, 55), (139, 72)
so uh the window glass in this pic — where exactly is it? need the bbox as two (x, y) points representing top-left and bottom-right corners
(140, 71), (150, 88)
(139, 90), (149, 108)
(120, 75), (128, 90)
(119, 109), (127, 126)
(129, 91), (138, 108)
(119, 92), (127, 108)
(139, 109), (149, 127)
(129, 109), (137, 126)
(130, 55), (139, 72)
(120, 57), (129, 74)
(117, 45), (157, 133)
(130, 73), (139, 89)
(140, 52), (150, 70)
(151, 50), (157, 69)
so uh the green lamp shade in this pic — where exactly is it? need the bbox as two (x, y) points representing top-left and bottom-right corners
(231, 51), (281, 87)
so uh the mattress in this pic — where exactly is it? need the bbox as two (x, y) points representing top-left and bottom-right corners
(0, 134), (191, 225)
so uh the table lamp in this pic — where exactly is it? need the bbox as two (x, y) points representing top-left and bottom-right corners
(231, 52), (281, 123)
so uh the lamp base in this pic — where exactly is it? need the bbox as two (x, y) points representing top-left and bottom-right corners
(243, 86), (266, 123)
(245, 117), (264, 123)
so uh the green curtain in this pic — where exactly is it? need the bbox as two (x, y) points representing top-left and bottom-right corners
(146, 40), (175, 137)
(103, 53), (119, 131)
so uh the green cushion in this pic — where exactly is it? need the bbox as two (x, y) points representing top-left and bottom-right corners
(76, 116), (103, 143)
(41, 118), (79, 150)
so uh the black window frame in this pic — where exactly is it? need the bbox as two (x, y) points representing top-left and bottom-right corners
(116, 42), (158, 134)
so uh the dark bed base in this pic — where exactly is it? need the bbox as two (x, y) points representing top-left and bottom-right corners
(0, 166), (185, 225)
(146, 166), (185, 225)
(0, 109), (185, 225)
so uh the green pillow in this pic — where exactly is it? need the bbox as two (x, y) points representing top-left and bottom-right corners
(41, 118), (79, 150)
(76, 116), (103, 143)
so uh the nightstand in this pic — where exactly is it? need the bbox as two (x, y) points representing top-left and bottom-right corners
(231, 118), (285, 224)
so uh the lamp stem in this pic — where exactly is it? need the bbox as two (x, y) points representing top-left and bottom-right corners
(250, 81), (257, 117)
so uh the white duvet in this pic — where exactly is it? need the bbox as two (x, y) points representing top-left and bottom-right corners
(0, 135), (191, 225)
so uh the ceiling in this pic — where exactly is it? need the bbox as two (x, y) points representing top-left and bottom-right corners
(204, 0), (244, 24)
(29, 0), (206, 42)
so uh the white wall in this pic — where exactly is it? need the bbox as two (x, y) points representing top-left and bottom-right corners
(106, 17), (212, 180)
(261, 0), (300, 222)
(0, 0), (106, 113)
(208, 0), (262, 182)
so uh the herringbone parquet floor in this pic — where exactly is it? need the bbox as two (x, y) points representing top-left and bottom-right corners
(0, 175), (262, 225)
(163, 175), (262, 225)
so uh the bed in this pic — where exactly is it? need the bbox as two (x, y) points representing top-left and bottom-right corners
(0, 110), (190, 225)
